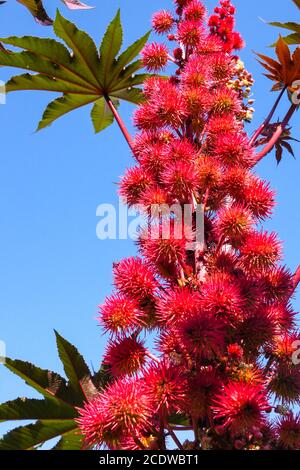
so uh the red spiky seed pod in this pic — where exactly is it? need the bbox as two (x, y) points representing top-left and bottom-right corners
(212, 131), (254, 168)
(200, 273), (244, 324)
(156, 287), (201, 326)
(138, 221), (191, 277)
(177, 19), (204, 46)
(243, 177), (276, 220)
(119, 166), (153, 206)
(197, 156), (223, 191)
(152, 10), (174, 34)
(239, 231), (282, 275)
(268, 364), (300, 404)
(166, 138), (199, 163)
(185, 366), (221, 420)
(261, 267), (294, 303)
(210, 87), (241, 115)
(141, 43), (169, 71)
(162, 160), (199, 202)
(215, 203), (254, 246)
(183, 86), (212, 116)
(113, 257), (158, 303)
(238, 307), (277, 350)
(213, 381), (270, 435)
(221, 166), (250, 200)
(210, 52), (234, 82)
(77, 379), (153, 448)
(98, 294), (144, 334)
(103, 335), (147, 377)
(176, 310), (225, 359)
(183, 1), (206, 22)
(266, 332), (300, 363)
(264, 303), (296, 332)
(141, 186), (171, 214)
(143, 360), (188, 414)
(182, 55), (211, 88)
(276, 414), (300, 449)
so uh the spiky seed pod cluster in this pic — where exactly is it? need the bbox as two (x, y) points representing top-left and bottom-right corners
(77, 0), (300, 450)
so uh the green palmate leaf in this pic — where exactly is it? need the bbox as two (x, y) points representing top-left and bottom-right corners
(0, 398), (76, 421)
(269, 21), (300, 33)
(0, 10), (151, 133)
(109, 32), (151, 87)
(52, 429), (83, 450)
(91, 97), (119, 133)
(92, 364), (112, 390)
(0, 332), (110, 449)
(37, 94), (97, 131)
(54, 330), (96, 403)
(99, 9), (123, 88)
(54, 10), (100, 88)
(4, 358), (68, 402)
(0, 420), (77, 450)
(110, 87), (144, 105)
(280, 33), (300, 45)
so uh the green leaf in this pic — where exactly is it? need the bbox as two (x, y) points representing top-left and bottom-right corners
(0, 420), (77, 450)
(168, 413), (190, 427)
(54, 330), (92, 402)
(52, 429), (83, 450)
(37, 94), (97, 130)
(112, 31), (151, 80)
(0, 334), (110, 450)
(99, 9), (123, 88)
(110, 87), (144, 105)
(91, 97), (119, 133)
(269, 21), (300, 33)
(7, 73), (94, 94)
(0, 10), (151, 133)
(92, 364), (112, 390)
(4, 358), (68, 402)
(0, 398), (76, 421)
(54, 10), (100, 88)
(281, 33), (300, 45)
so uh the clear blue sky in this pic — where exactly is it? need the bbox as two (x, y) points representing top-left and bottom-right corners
(0, 0), (300, 441)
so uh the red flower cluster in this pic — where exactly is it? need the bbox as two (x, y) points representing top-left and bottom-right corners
(77, 0), (300, 450)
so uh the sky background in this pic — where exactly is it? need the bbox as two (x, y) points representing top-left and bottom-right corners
(0, 0), (300, 445)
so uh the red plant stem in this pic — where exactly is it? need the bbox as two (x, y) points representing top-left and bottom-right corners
(168, 54), (177, 64)
(203, 188), (210, 212)
(254, 103), (297, 164)
(292, 265), (300, 292)
(104, 95), (135, 152)
(170, 426), (194, 432)
(249, 86), (287, 147)
(165, 423), (184, 450)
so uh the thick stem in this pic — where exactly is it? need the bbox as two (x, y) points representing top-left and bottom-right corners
(165, 423), (184, 450)
(104, 95), (135, 152)
(249, 86), (287, 147)
(254, 104), (297, 164)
